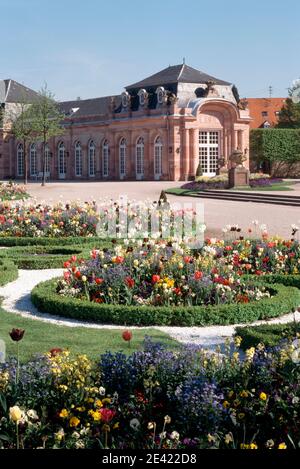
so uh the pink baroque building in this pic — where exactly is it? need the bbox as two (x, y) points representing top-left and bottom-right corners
(0, 63), (251, 181)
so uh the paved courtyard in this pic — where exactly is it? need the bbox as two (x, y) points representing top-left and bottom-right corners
(24, 180), (300, 238)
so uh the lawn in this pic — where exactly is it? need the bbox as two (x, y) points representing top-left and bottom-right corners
(0, 305), (179, 362)
(165, 181), (294, 196)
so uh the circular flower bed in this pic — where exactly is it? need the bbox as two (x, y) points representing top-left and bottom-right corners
(57, 242), (271, 307)
(31, 240), (300, 326)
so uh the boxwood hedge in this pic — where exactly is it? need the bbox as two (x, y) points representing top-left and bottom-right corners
(0, 236), (106, 247)
(0, 240), (116, 269)
(31, 280), (300, 326)
(235, 321), (300, 350)
(0, 259), (18, 286)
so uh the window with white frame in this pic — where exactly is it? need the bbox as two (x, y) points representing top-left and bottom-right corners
(102, 140), (109, 177)
(58, 142), (66, 176)
(119, 138), (126, 177)
(198, 131), (219, 176)
(17, 143), (24, 176)
(43, 144), (51, 174)
(88, 140), (96, 177)
(30, 143), (37, 177)
(75, 141), (83, 176)
(154, 136), (162, 176)
(136, 137), (144, 176)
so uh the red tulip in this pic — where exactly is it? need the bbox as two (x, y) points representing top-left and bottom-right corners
(75, 271), (81, 279)
(122, 330), (132, 342)
(49, 347), (63, 357)
(63, 261), (71, 269)
(194, 271), (203, 280)
(71, 255), (77, 263)
(9, 328), (25, 342)
(99, 408), (116, 423)
(125, 277), (135, 288)
(95, 278), (104, 285)
(152, 274), (160, 284)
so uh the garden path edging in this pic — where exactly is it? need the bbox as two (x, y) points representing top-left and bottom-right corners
(0, 269), (299, 350)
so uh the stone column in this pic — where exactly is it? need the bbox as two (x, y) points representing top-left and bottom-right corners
(162, 129), (169, 180)
(182, 128), (190, 180)
(189, 128), (197, 178)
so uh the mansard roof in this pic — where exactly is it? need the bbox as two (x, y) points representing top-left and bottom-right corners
(0, 79), (40, 103)
(126, 64), (232, 89)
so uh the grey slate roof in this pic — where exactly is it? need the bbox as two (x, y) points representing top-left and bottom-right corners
(126, 64), (232, 89)
(0, 79), (40, 103)
(59, 95), (121, 118)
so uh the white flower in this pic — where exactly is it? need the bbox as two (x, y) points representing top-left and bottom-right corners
(99, 386), (106, 396)
(27, 409), (39, 421)
(291, 348), (300, 364)
(170, 431), (180, 441)
(130, 418), (140, 431)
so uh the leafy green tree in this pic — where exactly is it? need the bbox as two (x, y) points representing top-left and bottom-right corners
(10, 100), (35, 184)
(30, 84), (64, 186)
(277, 83), (300, 128)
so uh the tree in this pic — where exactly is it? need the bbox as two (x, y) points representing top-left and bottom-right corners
(10, 99), (35, 185)
(277, 83), (300, 128)
(30, 84), (64, 186)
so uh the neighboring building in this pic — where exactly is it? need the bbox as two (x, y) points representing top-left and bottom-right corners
(247, 97), (286, 129)
(0, 64), (251, 181)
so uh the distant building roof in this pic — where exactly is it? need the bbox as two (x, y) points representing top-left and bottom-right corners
(59, 95), (121, 118)
(126, 63), (232, 89)
(247, 97), (286, 128)
(0, 79), (40, 103)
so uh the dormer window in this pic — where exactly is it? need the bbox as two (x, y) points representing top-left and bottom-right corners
(155, 86), (166, 105)
(138, 89), (148, 107)
(121, 91), (130, 110)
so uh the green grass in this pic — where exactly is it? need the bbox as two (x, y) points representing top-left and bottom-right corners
(166, 182), (294, 196)
(0, 304), (179, 362)
(231, 183), (293, 192)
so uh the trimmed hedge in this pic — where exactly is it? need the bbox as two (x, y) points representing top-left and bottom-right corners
(244, 273), (300, 289)
(0, 259), (18, 286)
(0, 240), (116, 269)
(31, 280), (300, 326)
(0, 236), (105, 247)
(235, 322), (300, 350)
(250, 128), (300, 164)
(0, 245), (94, 269)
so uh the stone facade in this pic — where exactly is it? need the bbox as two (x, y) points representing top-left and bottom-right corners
(0, 64), (251, 181)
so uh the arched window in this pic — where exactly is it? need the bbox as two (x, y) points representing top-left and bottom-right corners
(88, 140), (96, 177)
(75, 141), (82, 177)
(154, 136), (163, 178)
(29, 143), (37, 177)
(136, 137), (144, 179)
(102, 140), (109, 177)
(119, 138), (126, 178)
(58, 141), (66, 179)
(43, 144), (51, 174)
(17, 143), (24, 177)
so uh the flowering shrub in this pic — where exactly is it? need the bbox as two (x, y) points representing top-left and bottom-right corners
(0, 339), (299, 449)
(0, 201), (99, 238)
(0, 199), (197, 240)
(205, 237), (300, 276)
(0, 182), (29, 201)
(182, 174), (283, 191)
(57, 241), (270, 307)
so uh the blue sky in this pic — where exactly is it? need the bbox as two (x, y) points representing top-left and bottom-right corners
(1, 0), (299, 101)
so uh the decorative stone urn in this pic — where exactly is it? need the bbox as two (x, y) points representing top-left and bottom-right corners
(228, 150), (250, 188)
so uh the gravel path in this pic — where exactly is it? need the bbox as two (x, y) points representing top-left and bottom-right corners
(0, 269), (300, 350)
